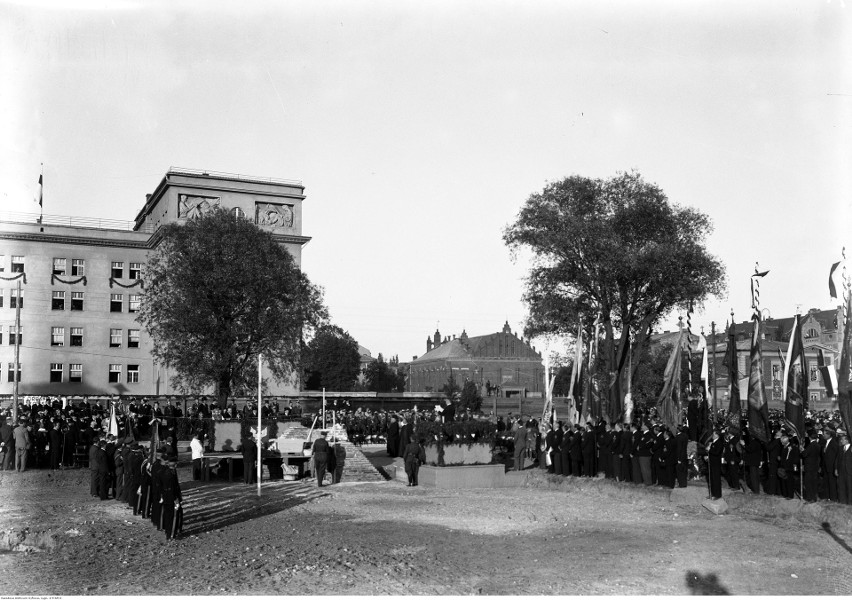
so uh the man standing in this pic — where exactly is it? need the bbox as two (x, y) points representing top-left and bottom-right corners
(0, 417), (13, 470)
(512, 418), (527, 471)
(13, 420), (30, 473)
(559, 422), (572, 477)
(765, 428), (783, 495)
(582, 423), (596, 477)
(332, 440), (346, 484)
(312, 431), (330, 486)
(675, 425), (689, 488)
(802, 430), (821, 502)
(780, 434), (800, 499)
(49, 422), (62, 471)
(386, 415), (400, 457)
(190, 434), (204, 481)
(159, 454), (183, 541)
(241, 433), (257, 485)
(95, 440), (110, 500)
(822, 426), (840, 502)
(743, 431), (763, 494)
(638, 423), (654, 486)
(630, 423), (643, 485)
(707, 428), (725, 500)
(835, 433), (852, 505)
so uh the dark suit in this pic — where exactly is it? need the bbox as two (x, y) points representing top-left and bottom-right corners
(545, 429), (557, 474)
(707, 436), (725, 499)
(836, 445), (852, 505)
(675, 431), (689, 488)
(158, 467), (183, 540)
(802, 440), (821, 502)
(659, 436), (676, 488)
(581, 430), (596, 477)
(765, 437), (782, 495)
(94, 445), (109, 500)
(242, 438), (257, 485)
(630, 430), (643, 485)
(569, 430), (583, 476)
(312, 437), (330, 485)
(513, 426), (527, 471)
(559, 429), (571, 476)
(743, 437), (763, 494)
(780, 444), (800, 499)
(822, 437), (840, 501)
(49, 428), (62, 470)
(386, 421), (400, 457)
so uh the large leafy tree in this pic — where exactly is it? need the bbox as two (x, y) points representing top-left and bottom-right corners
(139, 207), (327, 406)
(504, 171), (726, 423)
(301, 324), (361, 391)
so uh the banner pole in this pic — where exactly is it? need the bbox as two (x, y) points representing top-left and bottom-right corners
(257, 353), (262, 498)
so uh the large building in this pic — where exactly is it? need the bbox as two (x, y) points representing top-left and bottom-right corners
(408, 322), (544, 397)
(0, 168), (310, 397)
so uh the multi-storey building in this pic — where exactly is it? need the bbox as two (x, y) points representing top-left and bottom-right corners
(408, 322), (544, 397)
(0, 168), (310, 397)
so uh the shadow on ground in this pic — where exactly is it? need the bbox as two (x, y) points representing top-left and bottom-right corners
(685, 571), (729, 595)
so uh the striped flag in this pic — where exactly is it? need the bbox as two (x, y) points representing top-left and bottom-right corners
(747, 317), (770, 442)
(109, 402), (119, 437)
(817, 349), (838, 398)
(783, 314), (806, 440)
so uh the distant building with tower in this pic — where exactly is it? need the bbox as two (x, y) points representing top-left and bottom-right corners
(408, 321), (544, 397)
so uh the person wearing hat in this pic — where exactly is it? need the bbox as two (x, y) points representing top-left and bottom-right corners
(743, 430), (763, 494)
(158, 454), (183, 541)
(821, 426), (840, 502)
(581, 423), (596, 477)
(722, 429), (743, 492)
(126, 441), (144, 511)
(706, 428), (725, 500)
(658, 428), (676, 489)
(802, 429), (821, 502)
(637, 423), (654, 486)
(779, 434), (800, 499)
(312, 431), (330, 486)
(94, 439), (110, 500)
(149, 447), (169, 529)
(765, 427), (783, 496)
(241, 432), (257, 485)
(835, 433), (852, 505)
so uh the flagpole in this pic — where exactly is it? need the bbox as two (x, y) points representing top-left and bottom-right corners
(12, 279), (22, 424)
(257, 353), (262, 498)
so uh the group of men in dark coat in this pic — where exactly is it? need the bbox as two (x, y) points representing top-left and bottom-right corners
(706, 421), (852, 504)
(543, 419), (690, 489)
(90, 437), (184, 540)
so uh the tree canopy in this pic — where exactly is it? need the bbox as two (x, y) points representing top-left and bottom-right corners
(504, 170), (726, 423)
(138, 207), (327, 405)
(301, 324), (361, 391)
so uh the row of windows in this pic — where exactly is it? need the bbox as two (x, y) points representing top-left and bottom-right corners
(0, 326), (140, 347)
(0, 256), (143, 279)
(0, 291), (140, 312)
(4, 363), (140, 384)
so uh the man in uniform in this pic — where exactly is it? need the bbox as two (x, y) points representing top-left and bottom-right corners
(159, 454), (183, 541)
(312, 430), (330, 486)
(780, 433), (800, 499)
(802, 429), (821, 502)
(512, 418), (527, 471)
(581, 423), (596, 477)
(835, 433), (852, 505)
(743, 430), (763, 494)
(241, 432), (257, 485)
(332, 439), (346, 484)
(706, 428), (725, 500)
(765, 427), (783, 495)
(675, 425), (689, 488)
(822, 425), (840, 502)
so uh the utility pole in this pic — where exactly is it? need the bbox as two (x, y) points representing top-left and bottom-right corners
(12, 279), (22, 424)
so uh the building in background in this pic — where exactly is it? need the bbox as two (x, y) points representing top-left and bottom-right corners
(0, 168), (310, 397)
(408, 321), (543, 397)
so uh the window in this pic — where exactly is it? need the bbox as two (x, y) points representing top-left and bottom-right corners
(0, 291), (3, 308)
(52, 258), (67, 276)
(52, 290), (65, 310)
(70, 327), (83, 347)
(108, 364), (122, 383)
(109, 328), (122, 348)
(810, 362), (818, 382)
(127, 364), (140, 384)
(128, 329), (140, 348)
(7, 363), (21, 382)
(11, 256), (24, 273)
(8, 326), (21, 346)
(110, 293), (123, 312)
(129, 262), (142, 279)
(806, 328), (819, 339)
(69, 363), (83, 383)
(10, 288), (23, 309)
(0, 325), (3, 345)
(50, 363), (63, 383)
(129, 294), (141, 313)
(51, 327), (64, 347)
(0, 255), (4, 272)
(111, 261), (124, 278)
(71, 259), (85, 276)
(71, 291), (84, 311)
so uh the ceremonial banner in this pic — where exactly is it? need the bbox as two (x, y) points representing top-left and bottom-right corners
(747, 317), (770, 442)
(783, 314), (806, 440)
(837, 294), (852, 436)
(108, 403), (119, 438)
(723, 324), (740, 433)
(656, 330), (684, 432)
(817, 349), (837, 398)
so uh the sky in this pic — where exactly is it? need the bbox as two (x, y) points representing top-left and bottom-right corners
(1, 0), (850, 364)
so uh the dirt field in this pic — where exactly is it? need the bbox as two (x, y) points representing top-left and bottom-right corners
(1, 452), (851, 596)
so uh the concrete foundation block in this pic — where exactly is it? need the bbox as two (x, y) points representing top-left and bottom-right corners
(702, 497), (729, 515)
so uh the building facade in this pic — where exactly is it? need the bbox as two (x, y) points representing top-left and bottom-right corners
(0, 168), (310, 397)
(408, 322), (544, 397)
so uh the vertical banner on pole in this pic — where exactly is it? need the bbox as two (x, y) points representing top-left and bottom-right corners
(257, 353), (262, 498)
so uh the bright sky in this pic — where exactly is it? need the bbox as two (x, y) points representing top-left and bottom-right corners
(2, 0), (850, 363)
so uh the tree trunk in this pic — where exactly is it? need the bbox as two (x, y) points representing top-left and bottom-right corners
(216, 374), (231, 410)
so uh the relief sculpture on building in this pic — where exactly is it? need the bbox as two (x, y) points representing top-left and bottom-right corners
(255, 202), (294, 228)
(178, 194), (220, 219)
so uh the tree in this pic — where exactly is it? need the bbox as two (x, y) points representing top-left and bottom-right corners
(364, 353), (405, 392)
(551, 365), (574, 397)
(440, 373), (461, 400)
(302, 324), (361, 391)
(458, 380), (483, 413)
(139, 207), (327, 407)
(504, 171), (726, 423)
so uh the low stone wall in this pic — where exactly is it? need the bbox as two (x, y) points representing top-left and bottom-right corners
(418, 464), (507, 489)
(424, 443), (492, 466)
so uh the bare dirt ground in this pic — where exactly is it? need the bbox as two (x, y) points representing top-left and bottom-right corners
(1, 452), (851, 596)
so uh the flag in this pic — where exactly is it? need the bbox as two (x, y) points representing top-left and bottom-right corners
(657, 330), (684, 432)
(817, 349), (838, 398)
(837, 294), (852, 436)
(149, 418), (160, 463)
(35, 171), (43, 208)
(747, 317), (770, 442)
(699, 335), (709, 401)
(723, 323), (740, 433)
(829, 260), (842, 300)
(783, 314), (806, 440)
(569, 322), (583, 401)
(109, 402), (119, 437)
